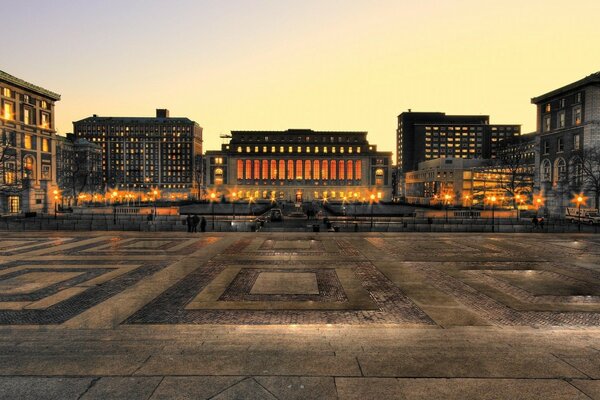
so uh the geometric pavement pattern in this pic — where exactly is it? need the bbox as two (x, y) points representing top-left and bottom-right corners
(0, 233), (599, 327)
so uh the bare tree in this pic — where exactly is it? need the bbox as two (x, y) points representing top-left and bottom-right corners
(579, 145), (600, 209)
(0, 135), (23, 200)
(193, 155), (204, 200)
(495, 140), (535, 209)
(59, 148), (94, 206)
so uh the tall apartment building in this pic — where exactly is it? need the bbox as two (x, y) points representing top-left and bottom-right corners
(396, 111), (521, 173)
(204, 129), (393, 202)
(0, 70), (60, 214)
(532, 71), (600, 212)
(73, 109), (203, 194)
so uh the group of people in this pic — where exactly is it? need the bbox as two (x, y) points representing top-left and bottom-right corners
(185, 214), (207, 233)
(532, 216), (545, 230)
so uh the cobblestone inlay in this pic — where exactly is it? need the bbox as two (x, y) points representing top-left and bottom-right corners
(0, 237), (81, 256)
(126, 259), (435, 325)
(0, 261), (168, 325)
(367, 238), (600, 327)
(0, 268), (110, 301)
(219, 268), (348, 302)
(50, 236), (220, 256)
(258, 239), (325, 251)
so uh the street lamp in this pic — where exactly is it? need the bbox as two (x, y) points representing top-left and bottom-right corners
(444, 193), (452, 223)
(232, 192), (237, 220)
(53, 189), (59, 219)
(210, 192), (216, 230)
(576, 195), (585, 232)
(370, 193), (376, 230)
(489, 195), (497, 232)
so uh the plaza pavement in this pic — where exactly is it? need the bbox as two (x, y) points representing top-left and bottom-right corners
(0, 231), (599, 399)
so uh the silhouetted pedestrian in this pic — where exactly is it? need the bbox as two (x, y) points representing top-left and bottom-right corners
(186, 215), (192, 233)
(192, 215), (199, 232)
(200, 216), (207, 232)
(532, 216), (538, 230)
(539, 217), (545, 230)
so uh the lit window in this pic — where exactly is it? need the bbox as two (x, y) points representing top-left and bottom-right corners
(574, 134), (580, 150)
(375, 168), (384, 186)
(544, 116), (551, 132)
(237, 160), (244, 179)
(24, 135), (32, 149)
(545, 103), (551, 113)
(558, 111), (565, 129)
(2, 88), (11, 97)
(330, 160), (337, 180)
(287, 160), (294, 180)
(42, 138), (49, 152)
(296, 160), (302, 180)
(2, 101), (13, 120)
(304, 160), (311, 180)
(574, 107), (582, 126)
(338, 160), (345, 180)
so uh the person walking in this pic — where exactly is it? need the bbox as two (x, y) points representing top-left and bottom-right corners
(191, 215), (199, 233)
(186, 214), (192, 233)
(532, 216), (538, 230)
(200, 216), (207, 232)
(539, 217), (545, 231)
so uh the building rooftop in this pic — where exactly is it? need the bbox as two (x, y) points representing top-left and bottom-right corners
(531, 72), (600, 104)
(0, 70), (61, 101)
(74, 115), (196, 124)
(231, 129), (367, 135)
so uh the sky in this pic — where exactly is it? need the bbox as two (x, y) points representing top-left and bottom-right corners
(3, 0), (600, 161)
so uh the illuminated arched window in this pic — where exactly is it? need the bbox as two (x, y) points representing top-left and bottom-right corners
(244, 160), (251, 179)
(23, 155), (36, 180)
(279, 160), (285, 180)
(338, 160), (345, 180)
(237, 160), (244, 180)
(322, 160), (329, 180)
(355, 160), (362, 180)
(347, 160), (353, 180)
(375, 168), (384, 186)
(541, 159), (551, 182)
(253, 160), (260, 180)
(296, 160), (302, 180)
(553, 158), (566, 185)
(313, 160), (320, 180)
(287, 160), (294, 180)
(262, 160), (268, 179)
(330, 160), (337, 180)
(270, 160), (277, 179)
(214, 168), (223, 185)
(304, 160), (311, 180)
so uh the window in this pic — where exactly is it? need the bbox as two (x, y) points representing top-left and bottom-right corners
(545, 103), (551, 113)
(574, 134), (581, 150)
(296, 160), (302, 179)
(42, 138), (49, 152)
(330, 160), (337, 180)
(355, 160), (362, 180)
(237, 160), (244, 179)
(41, 165), (51, 180)
(253, 160), (259, 179)
(24, 135), (32, 149)
(8, 196), (19, 213)
(570, 157), (583, 187)
(558, 111), (565, 128)
(346, 160), (353, 180)
(322, 159), (328, 180)
(543, 116), (551, 132)
(2, 101), (13, 120)
(375, 168), (384, 186)
(3, 162), (15, 184)
(270, 160), (277, 179)
(246, 160), (252, 179)
(313, 160), (320, 180)
(261, 160), (268, 179)
(278, 160), (285, 180)
(23, 155), (35, 180)
(41, 112), (50, 128)
(543, 141), (550, 154)
(215, 157), (223, 164)
(2, 88), (11, 97)
(304, 160), (311, 180)
(554, 158), (566, 185)
(338, 160), (345, 180)
(557, 137), (564, 152)
(23, 108), (31, 125)
(573, 106), (582, 125)
(287, 160), (294, 180)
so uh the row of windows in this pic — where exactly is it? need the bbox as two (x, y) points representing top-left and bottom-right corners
(543, 106), (582, 132)
(1, 100), (51, 128)
(232, 159), (364, 181)
(542, 134), (580, 154)
(544, 93), (583, 113)
(1, 87), (50, 108)
(235, 135), (362, 144)
(236, 145), (362, 154)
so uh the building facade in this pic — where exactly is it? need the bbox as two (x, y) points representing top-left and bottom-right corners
(532, 72), (600, 213)
(0, 70), (60, 214)
(55, 134), (103, 204)
(396, 111), (521, 174)
(73, 109), (203, 195)
(205, 129), (393, 202)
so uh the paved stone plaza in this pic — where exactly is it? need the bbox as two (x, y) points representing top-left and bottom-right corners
(0, 232), (599, 399)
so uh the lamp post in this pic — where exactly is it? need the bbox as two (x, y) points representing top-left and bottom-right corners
(577, 195), (584, 232)
(210, 192), (216, 230)
(444, 194), (452, 223)
(53, 189), (59, 219)
(153, 190), (158, 219)
(232, 192), (237, 220)
(490, 195), (497, 232)
(370, 193), (376, 230)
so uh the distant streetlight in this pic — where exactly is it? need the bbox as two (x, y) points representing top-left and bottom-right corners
(490, 195), (497, 232)
(444, 193), (452, 222)
(575, 195), (585, 232)
(153, 189), (159, 218)
(210, 192), (217, 230)
(53, 189), (59, 219)
(370, 193), (376, 230)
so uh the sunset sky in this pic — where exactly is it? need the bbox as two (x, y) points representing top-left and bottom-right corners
(4, 0), (600, 160)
